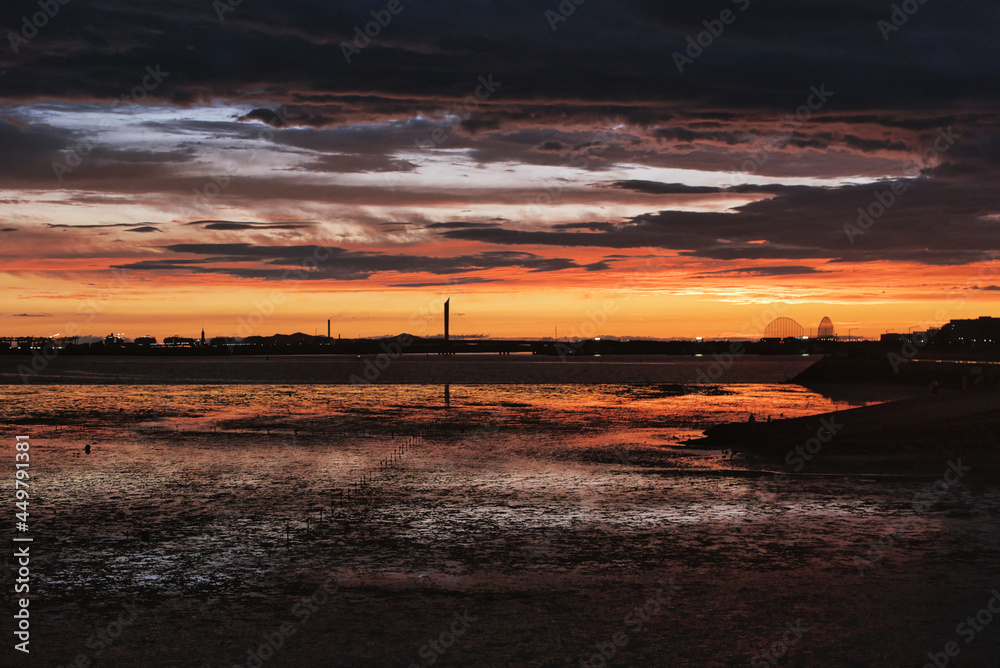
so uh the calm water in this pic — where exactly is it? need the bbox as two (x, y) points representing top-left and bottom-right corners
(4, 380), (884, 446)
(2, 353), (818, 384)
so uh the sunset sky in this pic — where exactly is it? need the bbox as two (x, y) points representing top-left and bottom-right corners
(2, 0), (999, 340)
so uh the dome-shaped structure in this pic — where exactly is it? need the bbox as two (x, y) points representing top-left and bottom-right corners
(763, 317), (805, 338)
(817, 316), (835, 339)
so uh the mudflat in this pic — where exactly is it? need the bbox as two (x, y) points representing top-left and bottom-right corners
(3, 364), (998, 666)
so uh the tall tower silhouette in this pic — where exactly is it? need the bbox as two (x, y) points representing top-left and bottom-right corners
(444, 299), (450, 342)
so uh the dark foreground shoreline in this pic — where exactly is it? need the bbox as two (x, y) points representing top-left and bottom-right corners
(10, 417), (1000, 667)
(694, 384), (1000, 471)
(4, 360), (999, 666)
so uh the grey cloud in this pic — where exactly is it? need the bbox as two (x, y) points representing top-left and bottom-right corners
(111, 243), (608, 280)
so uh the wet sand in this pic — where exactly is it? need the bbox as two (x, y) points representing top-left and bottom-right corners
(3, 371), (999, 666)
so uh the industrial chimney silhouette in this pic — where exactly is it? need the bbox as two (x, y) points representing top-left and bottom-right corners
(444, 299), (450, 342)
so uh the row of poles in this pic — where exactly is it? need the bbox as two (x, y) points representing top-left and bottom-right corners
(283, 435), (423, 547)
(336, 435), (421, 503)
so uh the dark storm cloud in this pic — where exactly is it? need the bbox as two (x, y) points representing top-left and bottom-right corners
(424, 222), (501, 230)
(841, 135), (910, 154)
(583, 261), (611, 271)
(0, 119), (73, 180)
(0, 119), (71, 152)
(3, 0), (998, 116)
(126, 226), (161, 233)
(696, 265), (828, 278)
(46, 222), (139, 229)
(111, 243), (604, 280)
(390, 277), (499, 288)
(296, 153), (417, 174)
(441, 175), (1000, 266)
(0, 109), (976, 204)
(552, 223), (616, 232)
(653, 128), (744, 145)
(460, 119), (501, 134)
(610, 181), (729, 195)
(0, 118), (195, 184)
(2, 0), (999, 275)
(237, 108), (289, 128)
(184, 220), (314, 231)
